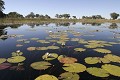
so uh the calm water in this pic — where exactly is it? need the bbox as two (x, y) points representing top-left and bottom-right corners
(0, 23), (120, 80)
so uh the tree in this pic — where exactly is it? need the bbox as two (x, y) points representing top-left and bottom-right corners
(72, 16), (77, 19)
(0, 0), (5, 11)
(7, 12), (24, 18)
(45, 14), (51, 19)
(62, 14), (70, 19)
(110, 12), (119, 20)
(35, 14), (39, 18)
(25, 12), (35, 18)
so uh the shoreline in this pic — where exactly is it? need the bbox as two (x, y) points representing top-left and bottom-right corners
(0, 18), (120, 25)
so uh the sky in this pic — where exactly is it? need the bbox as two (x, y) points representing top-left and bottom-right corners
(3, 0), (120, 18)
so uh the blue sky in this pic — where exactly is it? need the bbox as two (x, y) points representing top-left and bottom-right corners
(3, 0), (120, 18)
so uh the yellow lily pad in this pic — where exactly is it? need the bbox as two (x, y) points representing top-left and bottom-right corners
(74, 48), (86, 52)
(87, 67), (109, 77)
(93, 48), (111, 54)
(42, 53), (58, 60)
(63, 63), (86, 73)
(102, 64), (120, 77)
(35, 74), (58, 80)
(0, 58), (6, 64)
(85, 57), (99, 64)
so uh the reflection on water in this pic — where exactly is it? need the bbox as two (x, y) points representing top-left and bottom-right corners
(0, 23), (120, 80)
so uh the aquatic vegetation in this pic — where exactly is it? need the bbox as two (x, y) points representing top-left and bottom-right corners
(0, 63), (11, 70)
(87, 67), (109, 77)
(74, 48), (86, 52)
(99, 58), (110, 63)
(36, 47), (48, 50)
(47, 46), (59, 50)
(58, 55), (66, 60)
(24, 41), (30, 44)
(31, 61), (52, 70)
(37, 40), (50, 44)
(93, 48), (111, 53)
(27, 47), (36, 51)
(59, 72), (79, 80)
(42, 53), (58, 60)
(104, 54), (120, 63)
(78, 39), (88, 44)
(16, 44), (23, 47)
(17, 39), (27, 42)
(71, 38), (79, 41)
(59, 57), (77, 64)
(0, 58), (6, 64)
(62, 63), (86, 73)
(102, 64), (120, 77)
(85, 57), (99, 64)
(30, 38), (39, 40)
(35, 74), (58, 80)
(7, 56), (26, 63)
(11, 51), (23, 56)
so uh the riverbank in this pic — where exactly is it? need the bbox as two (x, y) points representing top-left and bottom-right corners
(0, 18), (120, 25)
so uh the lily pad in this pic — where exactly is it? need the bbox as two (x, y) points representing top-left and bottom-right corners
(35, 74), (58, 80)
(30, 38), (39, 40)
(74, 48), (86, 52)
(27, 47), (36, 51)
(87, 67), (109, 77)
(59, 57), (77, 64)
(102, 64), (120, 77)
(93, 48), (111, 54)
(42, 53), (58, 60)
(104, 54), (120, 63)
(31, 61), (52, 70)
(7, 56), (26, 63)
(0, 58), (6, 64)
(11, 52), (23, 56)
(58, 55), (66, 60)
(85, 57), (99, 64)
(36, 47), (48, 50)
(0, 63), (11, 70)
(59, 72), (80, 80)
(47, 46), (59, 50)
(63, 63), (86, 73)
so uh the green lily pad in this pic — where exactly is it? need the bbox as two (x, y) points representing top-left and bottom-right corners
(35, 74), (58, 80)
(47, 46), (59, 50)
(93, 48), (111, 54)
(36, 47), (48, 50)
(104, 54), (120, 63)
(59, 72), (80, 80)
(58, 55), (66, 60)
(74, 48), (86, 52)
(87, 67), (109, 77)
(102, 64), (120, 77)
(30, 38), (39, 40)
(85, 57), (99, 64)
(0, 58), (6, 64)
(59, 57), (77, 64)
(7, 56), (26, 63)
(63, 63), (86, 73)
(11, 52), (23, 56)
(42, 53), (58, 60)
(31, 61), (52, 70)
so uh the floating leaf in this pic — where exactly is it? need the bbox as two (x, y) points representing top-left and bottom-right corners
(11, 52), (23, 56)
(16, 44), (23, 47)
(24, 41), (30, 44)
(85, 57), (99, 64)
(63, 63), (86, 73)
(30, 38), (39, 40)
(93, 48), (111, 54)
(104, 54), (120, 63)
(7, 56), (26, 63)
(71, 38), (79, 41)
(42, 53), (58, 60)
(37, 40), (50, 44)
(0, 63), (11, 70)
(102, 64), (120, 77)
(47, 46), (59, 50)
(27, 47), (36, 51)
(59, 57), (77, 64)
(31, 61), (52, 70)
(58, 55), (66, 60)
(99, 58), (110, 63)
(36, 47), (48, 50)
(74, 48), (86, 52)
(35, 74), (58, 80)
(87, 67), (109, 77)
(59, 72), (80, 80)
(0, 58), (6, 64)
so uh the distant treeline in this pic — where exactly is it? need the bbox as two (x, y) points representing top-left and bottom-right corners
(0, 11), (120, 20)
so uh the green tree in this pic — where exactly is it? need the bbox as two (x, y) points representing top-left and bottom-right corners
(25, 12), (35, 18)
(110, 12), (119, 20)
(7, 12), (23, 18)
(0, 0), (5, 11)
(72, 16), (77, 19)
(62, 14), (70, 19)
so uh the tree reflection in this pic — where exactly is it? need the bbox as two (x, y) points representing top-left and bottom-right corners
(109, 23), (118, 29)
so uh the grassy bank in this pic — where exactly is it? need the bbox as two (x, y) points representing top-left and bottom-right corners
(0, 18), (120, 25)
